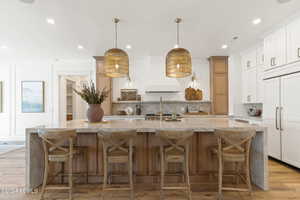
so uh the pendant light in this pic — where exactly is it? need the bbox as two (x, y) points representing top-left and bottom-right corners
(166, 18), (192, 78)
(104, 18), (129, 78)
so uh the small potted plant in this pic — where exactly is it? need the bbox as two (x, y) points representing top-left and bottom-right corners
(74, 82), (109, 123)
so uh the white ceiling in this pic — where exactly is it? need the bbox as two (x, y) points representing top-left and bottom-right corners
(1, 0), (300, 60)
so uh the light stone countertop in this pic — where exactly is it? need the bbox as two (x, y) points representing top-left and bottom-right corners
(27, 117), (266, 133)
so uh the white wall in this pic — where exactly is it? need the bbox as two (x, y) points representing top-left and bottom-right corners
(112, 56), (210, 102)
(0, 59), (95, 141)
(228, 54), (246, 117)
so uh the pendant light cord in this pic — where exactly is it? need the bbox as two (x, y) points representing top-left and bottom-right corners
(177, 21), (180, 46)
(115, 21), (118, 48)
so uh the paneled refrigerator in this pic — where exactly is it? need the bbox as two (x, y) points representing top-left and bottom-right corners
(264, 72), (300, 168)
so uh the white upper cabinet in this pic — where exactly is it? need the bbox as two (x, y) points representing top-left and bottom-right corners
(242, 49), (257, 70)
(241, 45), (264, 103)
(264, 28), (286, 70)
(242, 66), (257, 103)
(286, 17), (300, 64)
(256, 45), (264, 66)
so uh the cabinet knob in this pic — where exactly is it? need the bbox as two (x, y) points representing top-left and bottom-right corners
(270, 58), (273, 66)
(271, 57), (276, 66)
(247, 95), (251, 102)
(247, 61), (251, 68)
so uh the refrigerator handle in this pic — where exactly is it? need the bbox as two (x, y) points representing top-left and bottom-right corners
(280, 107), (283, 131)
(275, 107), (279, 130)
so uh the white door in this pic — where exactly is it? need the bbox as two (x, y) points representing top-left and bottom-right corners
(263, 78), (281, 160)
(286, 17), (300, 64)
(281, 73), (300, 167)
(59, 76), (67, 125)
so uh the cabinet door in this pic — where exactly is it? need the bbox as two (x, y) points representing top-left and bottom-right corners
(243, 68), (257, 103)
(264, 34), (274, 70)
(281, 73), (300, 168)
(263, 78), (281, 160)
(248, 68), (257, 103)
(274, 28), (287, 67)
(256, 67), (264, 103)
(264, 28), (286, 70)
(286, 17), (300, 64)
(242, 50), (256, 70)
(256, 45), (264, 66)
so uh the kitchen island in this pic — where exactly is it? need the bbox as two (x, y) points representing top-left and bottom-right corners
(25, 117), (268, 192)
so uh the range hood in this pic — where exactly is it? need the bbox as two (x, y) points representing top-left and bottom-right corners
(145, 85), (181, 94)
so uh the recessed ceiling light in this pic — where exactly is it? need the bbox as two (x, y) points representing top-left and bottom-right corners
(126, 44), (132, 49)
(77, 45), (84, 50)
(46, 18), (55, 25)
(252, 18), (262, 25)
(221, 44), (228, 49)
(0, 45), (8, 49)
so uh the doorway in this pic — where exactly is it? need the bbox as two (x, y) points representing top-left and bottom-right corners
(59, 75), (88, 124)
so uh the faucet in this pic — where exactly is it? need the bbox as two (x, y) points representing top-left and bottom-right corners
(160, 96), (163, 121)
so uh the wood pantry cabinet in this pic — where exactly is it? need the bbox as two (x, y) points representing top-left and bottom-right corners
(209, 56), (228, 115)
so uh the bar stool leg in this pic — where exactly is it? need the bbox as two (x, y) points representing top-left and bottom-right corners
(235, 162), (239, 185)
(185, 147), (192, 200)
(85, 149), (89, 184)
(61, 162), (65, 184)
(102, 147), (107, 200)
(218, 140), (223, 200)
(69, 150), (73, 200)
(160, 145), (164, 200)
(245, 157), (252, 195)
(39, 160), (49, 200)
(129, 140), (134, 200)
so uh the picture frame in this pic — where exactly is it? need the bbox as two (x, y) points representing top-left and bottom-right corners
(21, 81), (45, 113)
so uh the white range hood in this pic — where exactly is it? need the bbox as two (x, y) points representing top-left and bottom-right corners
(145, 85), (181, 94)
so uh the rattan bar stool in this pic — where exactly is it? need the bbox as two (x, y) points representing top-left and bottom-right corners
(38, 129), (88, 200)
(157, 129), (194, 200)
(98, 129), (137, 200)
(212, 128), (256, 199)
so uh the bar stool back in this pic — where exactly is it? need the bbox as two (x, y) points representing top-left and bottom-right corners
(38, 129), (77, 200)
(157, 129), (194, 200)
(98, 129), (137, 200)
(214, 128), (256, 198)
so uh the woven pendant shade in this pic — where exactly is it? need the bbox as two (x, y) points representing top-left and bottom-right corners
(166, 48), (192, 78)
(104, 48), (129, 78)
(166, 18), (192, 78)
(104, 18), (129, 78)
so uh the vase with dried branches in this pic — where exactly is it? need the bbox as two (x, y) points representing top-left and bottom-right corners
(74, 82), (109, 122)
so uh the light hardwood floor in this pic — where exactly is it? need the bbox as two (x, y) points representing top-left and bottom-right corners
(0, 148), (300, 200)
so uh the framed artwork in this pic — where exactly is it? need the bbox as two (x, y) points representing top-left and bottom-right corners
(21, 81), (45, 113)
(0, 81), (2, 113)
